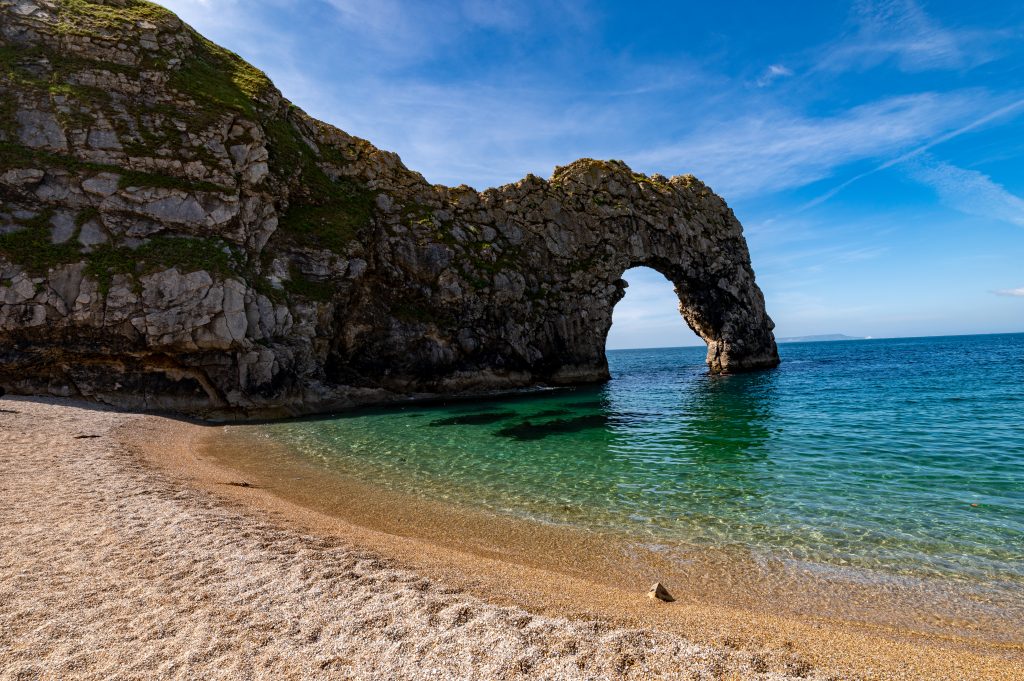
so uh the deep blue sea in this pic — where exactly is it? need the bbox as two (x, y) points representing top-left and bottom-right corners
(242, 333), (1024, 592)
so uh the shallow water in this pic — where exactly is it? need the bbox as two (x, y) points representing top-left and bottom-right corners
(232, 334), (1024, 598)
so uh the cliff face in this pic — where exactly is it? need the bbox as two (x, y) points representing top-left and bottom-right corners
(0, 0), (779, 418)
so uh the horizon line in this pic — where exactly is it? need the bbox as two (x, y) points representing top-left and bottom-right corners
(605, 330), (1024, 352)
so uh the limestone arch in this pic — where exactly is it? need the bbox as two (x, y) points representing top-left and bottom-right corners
(524, 161), (782, 384)
(599, 257), (779, 375)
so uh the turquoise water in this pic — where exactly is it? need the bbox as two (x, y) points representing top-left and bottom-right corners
(250, 333), (1024, 590)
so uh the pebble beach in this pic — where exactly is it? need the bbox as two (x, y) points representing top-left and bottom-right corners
(1, 397), (1020, 680)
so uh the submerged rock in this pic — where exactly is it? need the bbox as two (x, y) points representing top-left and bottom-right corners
(0, 0), (779, 419)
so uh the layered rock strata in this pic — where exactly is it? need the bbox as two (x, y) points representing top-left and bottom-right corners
(0, 0), (779, 417)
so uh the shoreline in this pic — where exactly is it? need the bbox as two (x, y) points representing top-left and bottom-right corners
(2, 397), (1021, 679)
(195, 422), (1024, 645)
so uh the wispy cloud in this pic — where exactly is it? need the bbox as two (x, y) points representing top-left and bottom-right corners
(755, 64), (793, 87)
(162, 0), (591, 66)
(319, 0), (465, 59)
(819, 0), (1005, 73)
(283, 74), (651, 187)
(908, 158), (1024, 227)
(460, 0), (530, 31)
(319, 0), (592, 62)
(634, 91), (991, 197)
(750, 232), (889, 275)
(802, 97), (1024, 208)
(993, 287), (1024, 297)
(156, 0), (1023, 204)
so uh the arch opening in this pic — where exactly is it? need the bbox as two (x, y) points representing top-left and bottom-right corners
(605, 266), (705, 351)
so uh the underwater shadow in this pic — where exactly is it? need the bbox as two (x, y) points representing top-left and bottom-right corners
(495, 414), (610, 441)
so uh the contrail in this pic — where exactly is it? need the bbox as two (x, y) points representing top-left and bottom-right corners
(800, 97), (1024, 211)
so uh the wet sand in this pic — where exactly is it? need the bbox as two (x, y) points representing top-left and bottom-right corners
(1, 397), (1021, 679)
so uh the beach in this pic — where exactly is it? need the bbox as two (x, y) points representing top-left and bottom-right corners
(1, 397), (1021, 680)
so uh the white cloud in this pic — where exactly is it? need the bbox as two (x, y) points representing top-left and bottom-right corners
(152, 1), (1022, 205)
(801, 98), (1024, 209)
(285, 75), (632, 188)
(907, 158), (1024, 227)
(820, 0), (1002, 73)
(315, 0), (589, 61)
(993, 288), (1024, 297)
(633, 91), (988, 197)
(755, 64), (793, 87)
(317, 0), (465, 60)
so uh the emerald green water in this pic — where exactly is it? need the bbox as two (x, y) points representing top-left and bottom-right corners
(243, 334), (1024, 596)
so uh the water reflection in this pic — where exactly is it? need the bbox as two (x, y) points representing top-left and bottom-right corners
(597, 350), (778, 530)
(678, 371), (776, 461)
(243, 337), (1024, 588)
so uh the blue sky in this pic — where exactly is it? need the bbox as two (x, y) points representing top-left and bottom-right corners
(158, 0), (1024, 349)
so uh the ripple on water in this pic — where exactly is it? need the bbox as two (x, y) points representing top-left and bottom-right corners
(248, 334), (1024, 599)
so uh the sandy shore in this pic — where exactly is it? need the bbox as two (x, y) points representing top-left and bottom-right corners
(1, 397), (1021, 679)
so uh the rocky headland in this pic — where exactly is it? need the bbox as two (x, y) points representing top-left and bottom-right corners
(0, 0), (779, 418)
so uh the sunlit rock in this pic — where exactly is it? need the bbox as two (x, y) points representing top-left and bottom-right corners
(0, 0), (778, 418)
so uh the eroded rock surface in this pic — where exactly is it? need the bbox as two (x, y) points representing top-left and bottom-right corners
(0, 0), (778, 418)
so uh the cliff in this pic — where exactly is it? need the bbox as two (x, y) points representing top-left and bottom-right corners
(0, 0), (779, 418)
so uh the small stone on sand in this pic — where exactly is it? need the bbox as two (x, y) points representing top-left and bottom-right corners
(648, 582), (675, 602)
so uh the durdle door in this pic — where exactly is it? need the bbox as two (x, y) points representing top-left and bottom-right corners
(0, 0), (779, 418)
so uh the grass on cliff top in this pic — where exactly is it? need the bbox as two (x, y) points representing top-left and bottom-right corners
(170, 34), (273, 119)
(50, 0), (273, 121)
(6, 0), (374, 255)
(264, 118), (376, 252)
(18, 0), (269, 111)
(57, 0), (177, 34)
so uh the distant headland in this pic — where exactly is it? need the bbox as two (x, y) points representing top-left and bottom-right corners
(776, 334), (866, 343)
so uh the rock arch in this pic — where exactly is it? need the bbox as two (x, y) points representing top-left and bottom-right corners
(537, 160), (780, 379)
(0, 3), (778, 417)
(336, 159), (780, 392)
(601, 256), (779, 374)
(560, 219), (773, 378)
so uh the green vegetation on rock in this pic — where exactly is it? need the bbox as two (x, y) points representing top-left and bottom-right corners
(0, 143), (228, 194)
(75, 206), (100, 227)
(0, 219), (241, 295)
(56, 0), (175, 35)
(275, 189), (374, 253)
(283, 267), (336, 302)
(265, 119), (375, 252)
(2, 0), (260, 189)
(0, 208), (79, 274)
(169, 33), (272, 120)
(84, 236), (237, 294)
